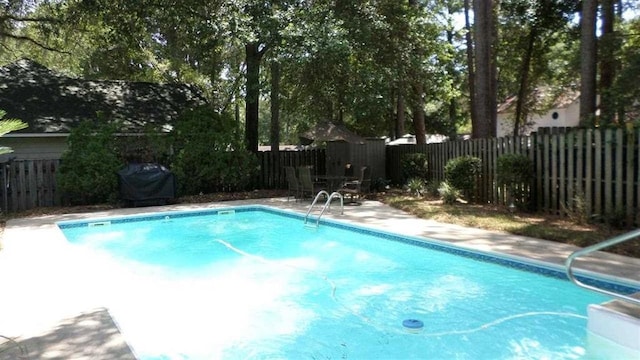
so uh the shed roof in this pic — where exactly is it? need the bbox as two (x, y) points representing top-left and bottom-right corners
(0, 59), (206, 134)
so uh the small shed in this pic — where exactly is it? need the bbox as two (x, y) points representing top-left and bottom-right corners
(298, 121), (385, 183)
(326, 139), (386, 183)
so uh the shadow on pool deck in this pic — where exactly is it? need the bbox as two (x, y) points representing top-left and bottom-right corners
(1, 197), (639, 359)
(0, 308), (136, 360)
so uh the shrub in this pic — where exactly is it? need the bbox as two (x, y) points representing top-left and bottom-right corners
(169, 106), (259, 195)
(438, 181), (460, 204)
(444, 156), (482, 202)
(424, 180), (442, 197)
(562, 191), (589, 225)
(401, 153), (428, 182)
(406, 177), (425, 197)
(57, 121), (122, 205)
(372, 177), (390, 192)
(496, 153), (533, 209)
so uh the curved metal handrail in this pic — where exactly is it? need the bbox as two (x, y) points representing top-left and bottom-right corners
(304, 191), (343, 226)
(305, 190), (330, 224)
(565, 228), (640, 306)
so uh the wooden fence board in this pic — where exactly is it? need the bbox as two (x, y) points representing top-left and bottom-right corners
(594, 131), (603, 217)
(637, 129), (640, 226)
(604, 130), (613, 216)
(559, 135), (566, 215)
(4, 129), (640, 227)
(567, 131), (575, 213)
(585, 130), (593, 215)
(615, 129), (623, 219)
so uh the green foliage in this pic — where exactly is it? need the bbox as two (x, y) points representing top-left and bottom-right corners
(401, 153), (429, 182)
(169, 106), (259, 195)
(438, 181), (460, 205)
(496, 153), (533, 208)
(425, 180), (442, 197)
(0, 109), (28, 155)
(57, 121), (122, 205)
(406, 177), (425, 197)
(562, 191), (589, 225)
(372, 177), (390, 192)
(444, 156), (482, 202)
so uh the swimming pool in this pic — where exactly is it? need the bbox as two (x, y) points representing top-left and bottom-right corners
(58, 205), (639, 359)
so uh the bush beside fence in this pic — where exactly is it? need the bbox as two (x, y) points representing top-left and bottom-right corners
(386, 127), (640, 227)
(3, 128), (640, 228)
(0, 150), (326, 212)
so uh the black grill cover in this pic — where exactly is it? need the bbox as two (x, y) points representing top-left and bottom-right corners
(117, 163), (176, 206)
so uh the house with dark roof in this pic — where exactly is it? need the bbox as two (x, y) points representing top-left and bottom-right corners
(0, 58), (206, 160)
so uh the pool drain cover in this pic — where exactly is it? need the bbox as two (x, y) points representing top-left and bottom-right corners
(402, 319), (424, 331)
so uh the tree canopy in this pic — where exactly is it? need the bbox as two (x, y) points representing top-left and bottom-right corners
(1, 0), (639, 146)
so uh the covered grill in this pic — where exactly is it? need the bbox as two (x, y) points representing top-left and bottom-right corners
(117, 163), (176, 206)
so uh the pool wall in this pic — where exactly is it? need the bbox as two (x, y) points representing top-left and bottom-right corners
(57, 204), (640, 296)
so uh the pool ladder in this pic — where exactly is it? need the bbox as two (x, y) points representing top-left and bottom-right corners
(565, 228), (640, 306)
(304, 190), (344, 227)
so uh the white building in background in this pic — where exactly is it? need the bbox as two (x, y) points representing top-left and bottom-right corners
(496, 88), (582, 137)
(386, 134), (449, 145)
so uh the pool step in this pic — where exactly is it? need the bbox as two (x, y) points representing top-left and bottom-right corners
(587, 292), (640, 351)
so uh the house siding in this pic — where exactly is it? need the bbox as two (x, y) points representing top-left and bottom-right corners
(497, 101), (582, 137)
(0, 137), (68, 161)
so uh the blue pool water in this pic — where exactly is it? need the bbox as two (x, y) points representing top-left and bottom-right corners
(58, 206), (638, 359)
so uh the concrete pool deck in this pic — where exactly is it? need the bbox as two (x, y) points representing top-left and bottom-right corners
(1, 197), (639, 359)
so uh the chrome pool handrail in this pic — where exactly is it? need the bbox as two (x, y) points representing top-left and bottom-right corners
(565, 228), (640, 306)
(305, 191), (344, 226)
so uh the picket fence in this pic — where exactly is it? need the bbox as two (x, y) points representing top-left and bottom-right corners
(2, 129), (640, 228)
(387, 127), (640, 227)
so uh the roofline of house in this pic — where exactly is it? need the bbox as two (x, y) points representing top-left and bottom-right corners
(3, 132), (164, 138)
(4, 133), (69, 138)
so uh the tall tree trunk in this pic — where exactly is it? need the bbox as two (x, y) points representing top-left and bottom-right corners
(446, 26), (459, 137)
(396, 92), (405, 138)
(270, 60), (281, 153)
(464, 0), (477, 134)
(513, 26), (537, 137)
(579, 0), (598, 127)
(412, 83), (427, 145)
(599, 0), (616, 125)
(409, 0), (426, 145)
(472, 0), (496, 138)
(245, 42), (265, 153)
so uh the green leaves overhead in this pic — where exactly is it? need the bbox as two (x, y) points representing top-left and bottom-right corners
(4, 0), (639, 144)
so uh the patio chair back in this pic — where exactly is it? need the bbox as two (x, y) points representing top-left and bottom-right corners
(285, 166), (300, 201)
(340, 166), (371, 202)
(359, 166), (372, 193)
(298, 166), (320, 199)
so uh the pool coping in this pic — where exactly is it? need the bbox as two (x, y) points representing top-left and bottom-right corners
(2, 197), (640, 358)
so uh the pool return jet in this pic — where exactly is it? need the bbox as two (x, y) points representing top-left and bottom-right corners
(304, 190), (344, 227)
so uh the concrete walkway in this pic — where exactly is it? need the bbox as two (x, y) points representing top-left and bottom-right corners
(1, 198), (639, 359)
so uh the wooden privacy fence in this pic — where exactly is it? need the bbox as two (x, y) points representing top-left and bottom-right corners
(0, 150), (326, 212)
(255, 149), (325, 189)
(386, 137), (532, 205)
(5, 129), (640, 228)
(387, 127), (640, 227)
(534, 128), (640, 226)
(0, 159), (60, 212)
